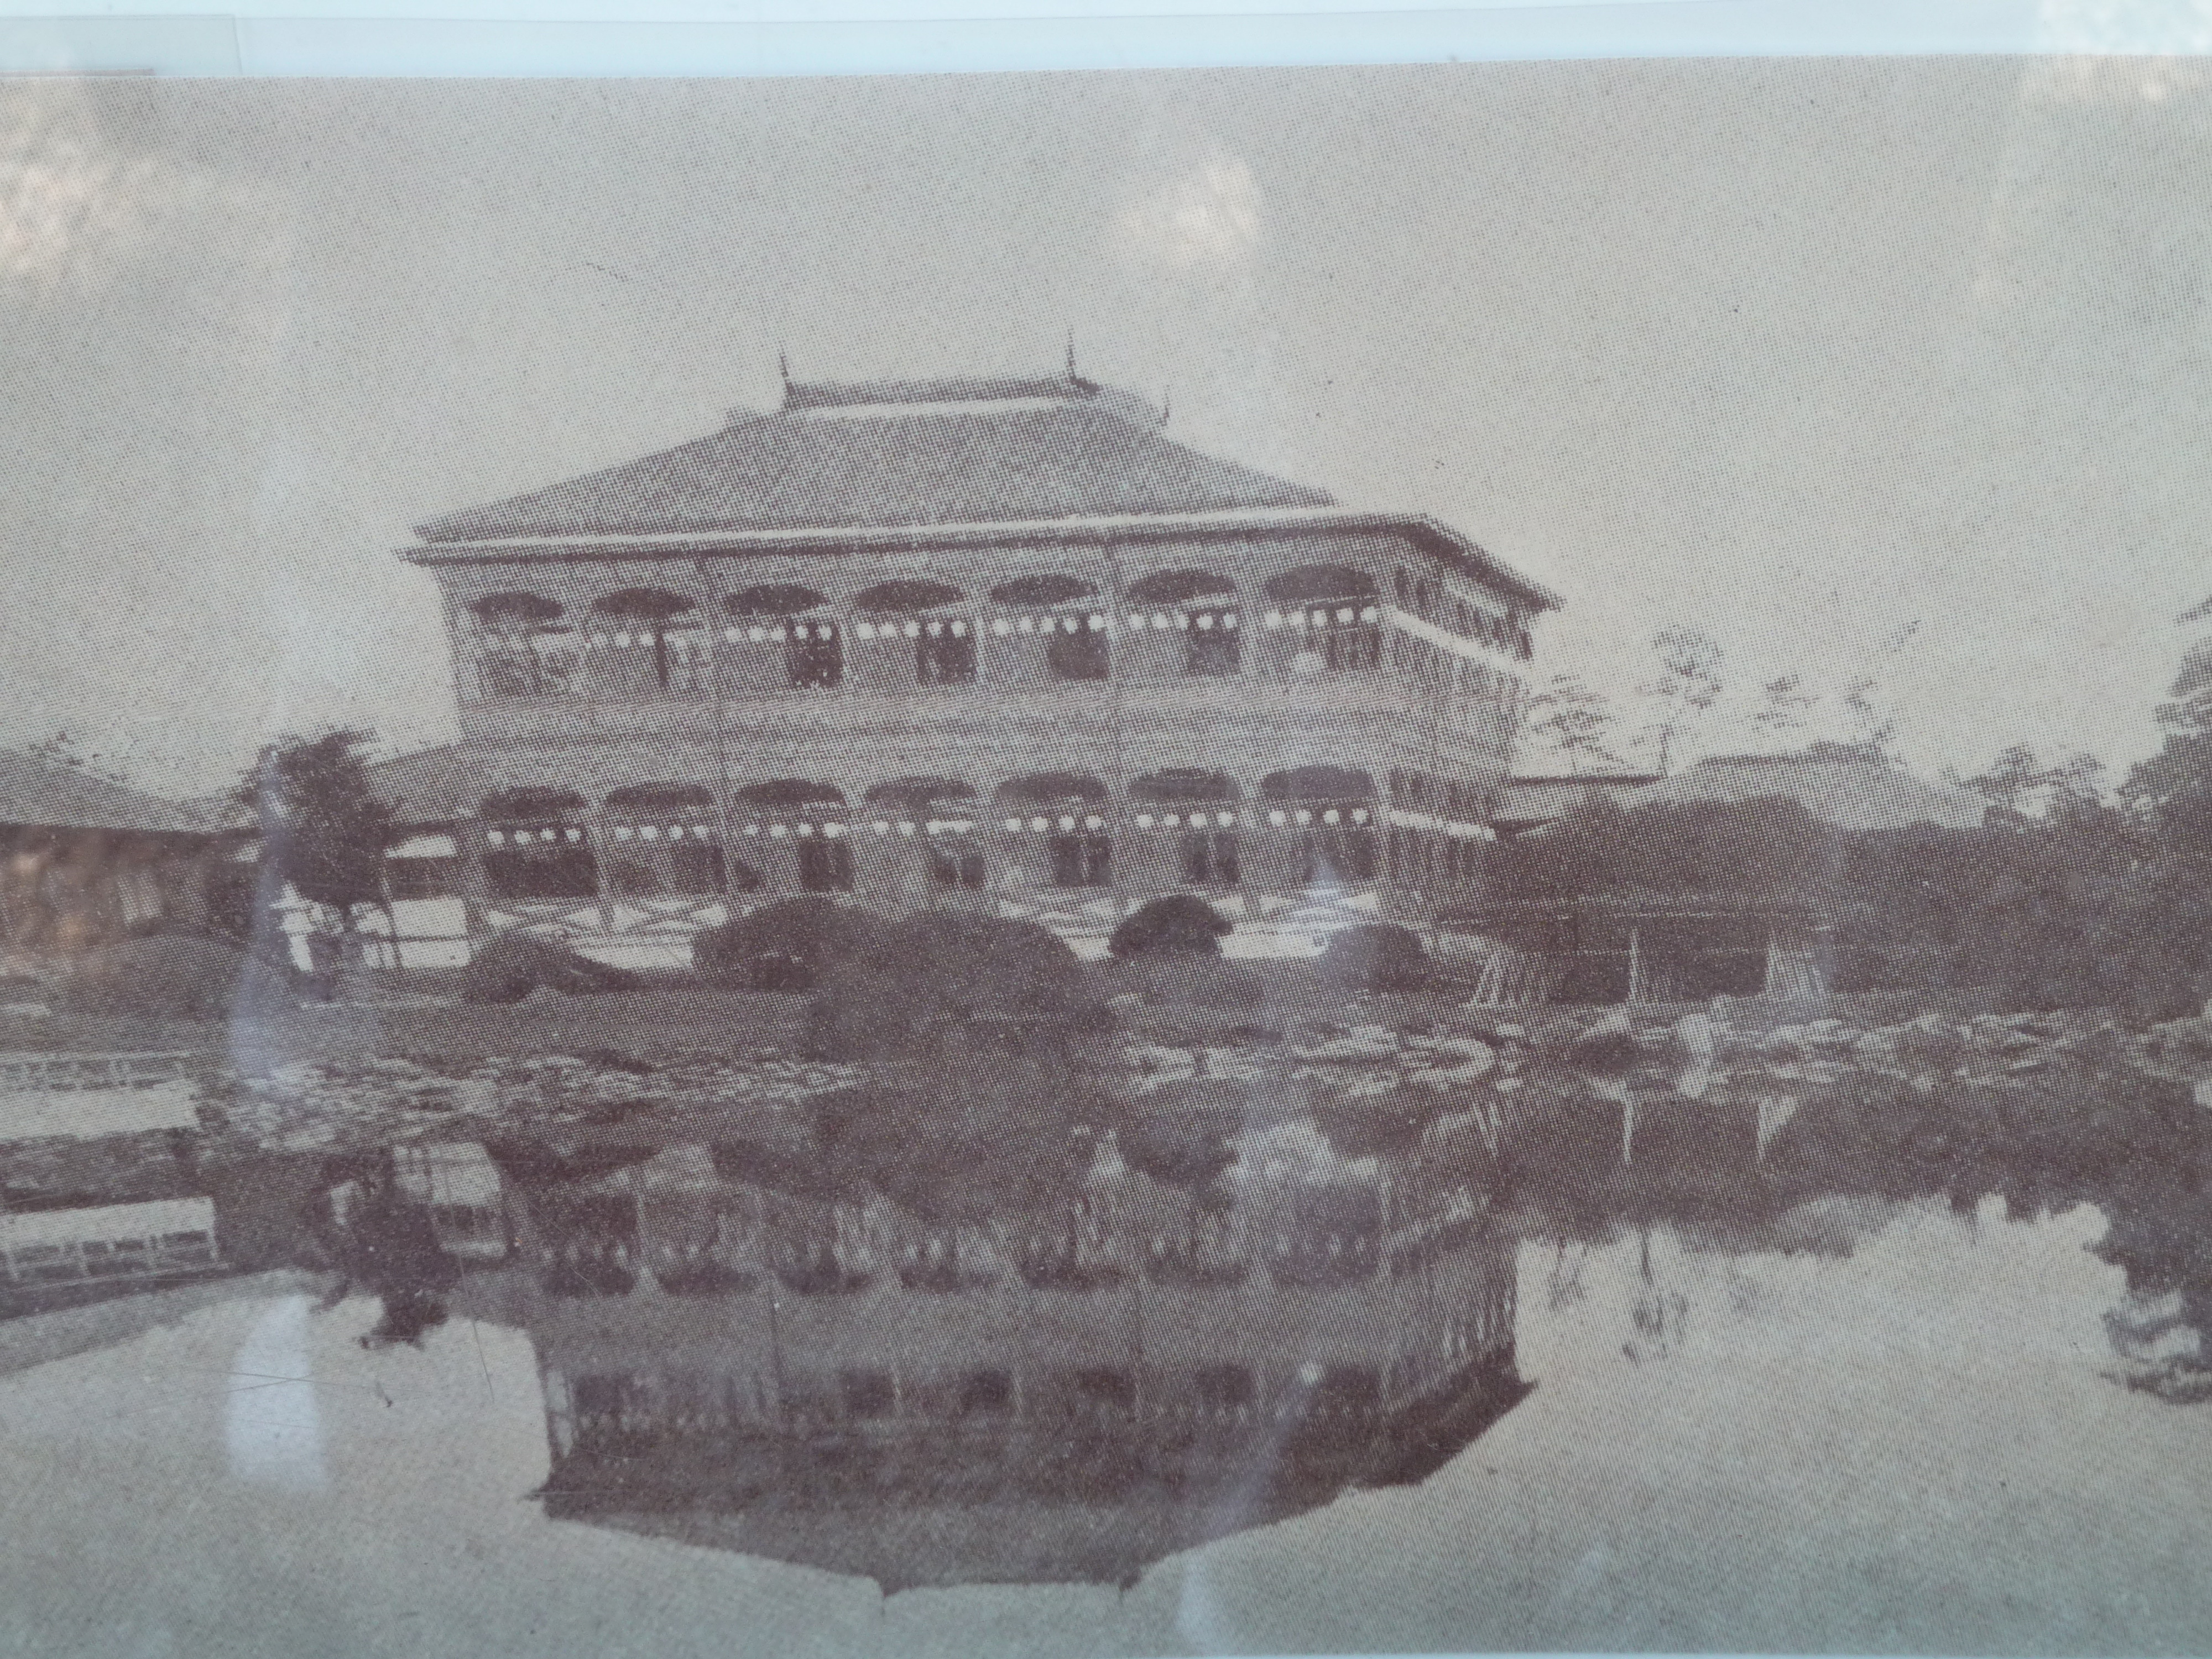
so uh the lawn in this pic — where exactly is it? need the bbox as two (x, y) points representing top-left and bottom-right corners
(0, 950), (2011, 1074)
(0, 986), (811, 1069)
(0, 953), (1470, 1071)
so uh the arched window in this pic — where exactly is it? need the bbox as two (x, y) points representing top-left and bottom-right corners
(1258, 767), (1378, 886)
(1261, 567), (1383, 675)
(852, 580), (974, 687)
(1261, 766), (1374, 802)
(470, 593), (576, 700)
(479, 787), (598, 900)
(1000, 772), (1109, 805)
(735, 781), (851, 891)
(728, 583), (828, 615)
(601, 784), (724, 897)
(1130, 770), (1242, 886)
(1128, 769), (1237, 803)
(1124, 570), (1239, 677)
(483, 786), (588, 817)
(997, 774), (1111, 889)
(724, 585), (841, 691)
(591, 588), (704, 697)
(990, 575), (1095, 607)
(863, 776), (975, 814)
(989, 575), (1109, 682)
(865, 778), (982, 888)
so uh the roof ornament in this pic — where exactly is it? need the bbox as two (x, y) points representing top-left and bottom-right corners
(777, 346), (792, 401)
(1160, 386), (1172, 426)
(1065, 325), (1077, 378)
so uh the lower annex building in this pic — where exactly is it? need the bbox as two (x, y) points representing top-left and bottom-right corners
(363, 369), (1559, 966)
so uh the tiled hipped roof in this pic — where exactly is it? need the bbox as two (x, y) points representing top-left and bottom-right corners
(1625, 753), (1989, 833)
(361, 744), (484, 827)
(416, 375), (1332, 543)
(0, 750), (208, 835)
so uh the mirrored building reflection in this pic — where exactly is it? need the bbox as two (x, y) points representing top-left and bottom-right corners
(491, 1133), (1528, 1590)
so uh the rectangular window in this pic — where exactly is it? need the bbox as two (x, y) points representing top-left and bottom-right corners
(663, 627), (709, 695)
(478, 630), (577, 699)
(388, 858), (460, 901)
(1193, 1364), (1256, 1413)
(1296, 827), (1377, 887)
(1324, 625), (1380, 672)
(1185, 610), (1241, 676)
(929, 843), (987, 890)
(917, 628), (977, 685)
(956, 1368), (1015, 1417)
(1068, 1367), (1136, 1417)
(479, 650), (537, 698)
(786, 625), (842, 689)
(1047, 625), (1111, 681)
(840, 1368), (898, 1420)
(1180, 831), (1240, 886)
(670, 842), (726, 896)
(797, 838), (854, 893)
(1048, 833), (1112, 889)
(485, 838), (600, 900)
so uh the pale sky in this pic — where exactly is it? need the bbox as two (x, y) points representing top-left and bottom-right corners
(4, 58), (2209, 797)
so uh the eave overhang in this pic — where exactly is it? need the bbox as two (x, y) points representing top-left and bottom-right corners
(401, 509), (1562, 614)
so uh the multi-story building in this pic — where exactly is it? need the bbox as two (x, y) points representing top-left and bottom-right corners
(376, 369), (1558, 965)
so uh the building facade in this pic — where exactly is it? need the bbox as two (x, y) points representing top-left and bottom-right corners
(1453, 749), (1992, 1005)
(0, 750), (223, 976)
(382, 372), (1558, 964)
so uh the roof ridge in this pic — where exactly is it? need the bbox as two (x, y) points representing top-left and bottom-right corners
(783, 373), (1095, 412)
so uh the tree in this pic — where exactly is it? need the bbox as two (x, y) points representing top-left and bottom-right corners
(2126, 731), (2212, 862)
(27, 730), (131, 785)
(2157, 628), (2212, 737)
(1964, 745), (2108, 823)
(1636, 628), (1725, 774)
(2107, 644), (2212, 1014)
(1750, 674), (1817, 740)
(1522, 675), (1625, 773)
(2132, 628), (2212, 857)
(234, 729), (399, 951)
(1965, 744), (2048, 821)
(1953, 802), (2137, 1011)
(1839, 677), (1900, 764)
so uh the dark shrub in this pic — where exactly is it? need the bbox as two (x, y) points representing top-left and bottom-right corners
(1316, 924), (1431, 994)
(1106, 952), (1267, 1011)
(694, 896), (890, 992)
(1564, 1024), (1641, 1076)
(460, 932), (642, 1005)
(57, 934), (295, 1021)
(1108, 894), (1233, 959)
(1314, 1090), (1438, 1160)
(1119, 1111), (1240, 1191)
(808, 912), (1089, 1060)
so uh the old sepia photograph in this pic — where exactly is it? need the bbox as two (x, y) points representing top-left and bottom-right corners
(2, 52), (2211, 1657)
